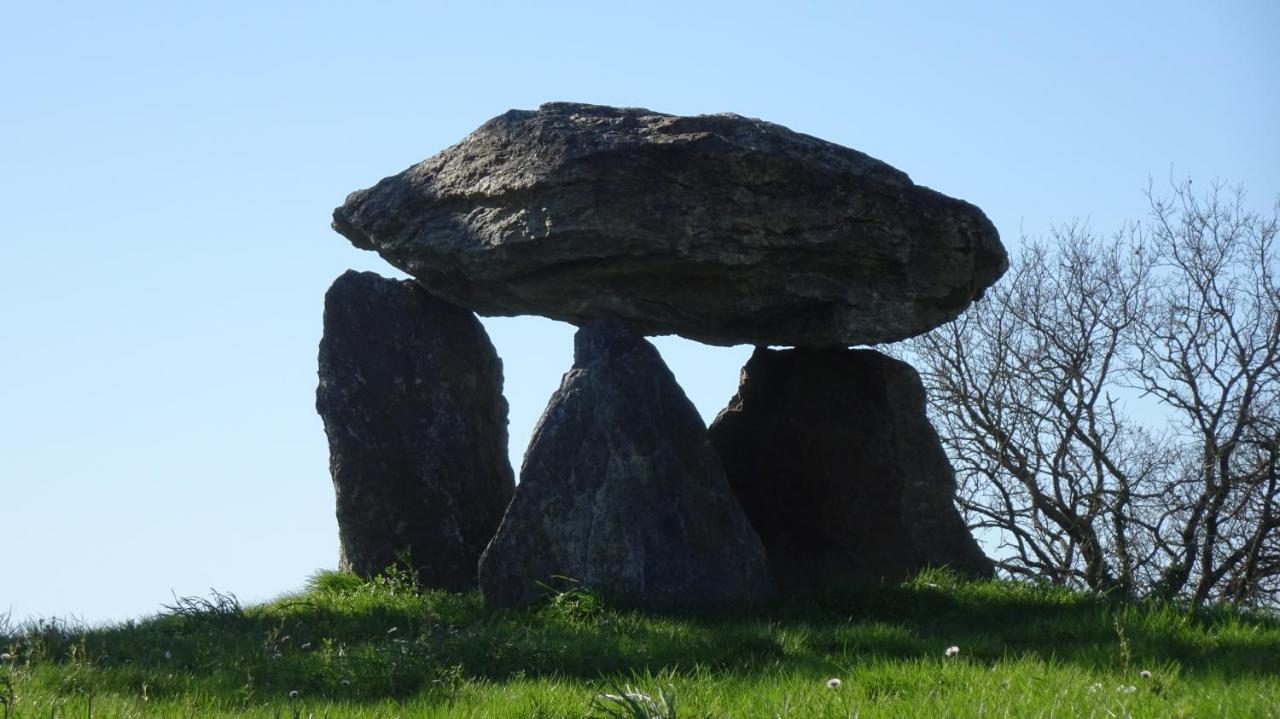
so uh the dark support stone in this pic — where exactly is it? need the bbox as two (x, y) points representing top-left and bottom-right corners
(478, 319), (774, 608)
(316, 270), (514, 589)
(708, 347), (993, 594)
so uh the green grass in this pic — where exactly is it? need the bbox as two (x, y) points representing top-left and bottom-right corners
(2, 568), (1277, 718)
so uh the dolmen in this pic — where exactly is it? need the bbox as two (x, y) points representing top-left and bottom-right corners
(317, 102), (1006, 607)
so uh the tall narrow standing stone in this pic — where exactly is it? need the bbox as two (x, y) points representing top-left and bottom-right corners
(479, 319), (773, 608)
(316, 270), (514, 589)
(709, 347), (992, 594)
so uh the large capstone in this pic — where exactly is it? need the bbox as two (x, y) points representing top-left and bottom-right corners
(316, 270), (515, 589)
(478, 319), (774, 608)
(708, 347), (992, 594)
(332, 102), (1007, 347)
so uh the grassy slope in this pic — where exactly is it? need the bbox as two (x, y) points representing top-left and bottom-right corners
(1, 569), (1277, 718)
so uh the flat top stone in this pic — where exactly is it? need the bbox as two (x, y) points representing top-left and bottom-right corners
(333, 102), (1006, 347)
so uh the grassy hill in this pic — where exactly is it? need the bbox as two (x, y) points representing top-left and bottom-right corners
(2, 568), (1276, 718)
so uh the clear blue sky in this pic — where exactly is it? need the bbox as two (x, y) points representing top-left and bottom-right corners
(2, 1), (1276, 624)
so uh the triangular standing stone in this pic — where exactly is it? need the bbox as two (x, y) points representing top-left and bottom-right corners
(479, 319), (773, 608)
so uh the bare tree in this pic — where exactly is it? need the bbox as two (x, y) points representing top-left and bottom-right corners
(909, 180), (1280, 607)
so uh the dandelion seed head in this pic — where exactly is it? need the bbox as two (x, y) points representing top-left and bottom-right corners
(288, 690), (299, 699)
(163, 651), (172, 660)
(1140, 670), (1152, 679)
(945, 645), (960, 657)
(340, 679), (351, 687)
(826, 677), (842, 689)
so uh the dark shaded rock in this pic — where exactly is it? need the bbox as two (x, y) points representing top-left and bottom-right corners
(332, 102), (1007, 347)
(316, 270), (514, 589)
(478, 319), (773, 608)
(708, 347), (992, 594)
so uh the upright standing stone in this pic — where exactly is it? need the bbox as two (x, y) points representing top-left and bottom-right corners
(316, 270), (514, 589)
(709, 347), (992, 594)
(479, 319), (773, 608)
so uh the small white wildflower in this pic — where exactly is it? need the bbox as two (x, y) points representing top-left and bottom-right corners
(272, 651), (282, 660)
(826, 677), (842, 689)
(1118, 684), (1137, 694)
(1140, 670), (1152, 679)
(945, 645), (960, 658)
(288, 690), (300, 699)
(1088, 682), (1103, 694)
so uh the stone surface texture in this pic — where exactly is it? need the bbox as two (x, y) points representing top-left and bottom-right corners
(708, 347), (993, 594)
(332, 102), (1006, 347)
(316, 270), (514, 589)
(478, 319), (774, 608)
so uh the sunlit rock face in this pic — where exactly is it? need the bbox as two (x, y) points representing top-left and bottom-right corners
(332, 102), (1006, 348)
